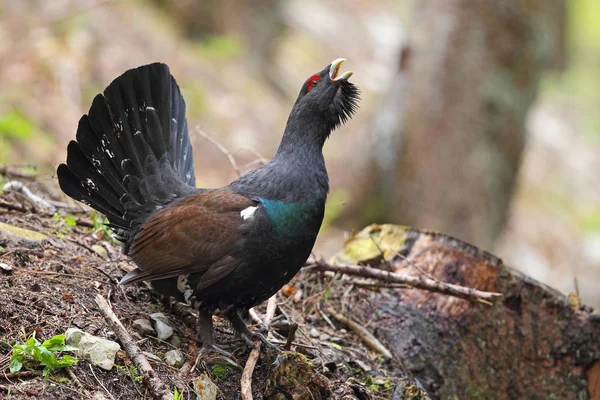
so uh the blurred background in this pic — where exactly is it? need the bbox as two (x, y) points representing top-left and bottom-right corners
(0, 0), (598, 307)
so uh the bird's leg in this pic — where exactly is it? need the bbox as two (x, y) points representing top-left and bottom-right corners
(197, 308), (234, 358)
(227, 310), (278, 350)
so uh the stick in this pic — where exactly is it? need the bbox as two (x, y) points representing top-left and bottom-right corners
(283, 323), (298, 351)
(305, 259), (502, 303)
(240, 345), (260, 400)
(241, 295), (277, 400)
(262, 295), (277, 332)
(94, 295), (172, 400)
(2, 181), (56, 212)
(326, 307), (393, 360)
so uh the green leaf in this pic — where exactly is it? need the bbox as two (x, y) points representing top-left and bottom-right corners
(42, 334), (66, 351)
(9, 354), (23, 373)
(25, 336), (39, 349)
(64, 215), (77, 227)
(55, 355), (78, 368)
(35, 345), (56, 367)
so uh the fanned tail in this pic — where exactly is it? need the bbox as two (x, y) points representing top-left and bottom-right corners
(57, 63), (197, 249)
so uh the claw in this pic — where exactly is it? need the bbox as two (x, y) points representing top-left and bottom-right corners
(199, 343), (235, 359)
(241, 331), (278, 350)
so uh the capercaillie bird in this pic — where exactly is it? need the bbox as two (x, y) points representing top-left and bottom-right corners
(57, 59), (359, 355)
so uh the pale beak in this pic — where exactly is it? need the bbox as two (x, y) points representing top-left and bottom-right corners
(329, 58), (354, 81)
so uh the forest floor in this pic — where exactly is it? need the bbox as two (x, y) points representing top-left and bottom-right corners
(0, 178), (415, 400)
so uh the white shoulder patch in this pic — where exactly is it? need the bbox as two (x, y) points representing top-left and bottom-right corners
(240, 206), (258, 220)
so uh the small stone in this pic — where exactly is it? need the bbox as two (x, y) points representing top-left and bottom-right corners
(153, 320), (174, 340)
(309, 328), (319, 338)
(65, 328), (120, 371)
(319, 333), (330, 341)
(164, 349), (184, 368)
(149, 312), (170, 325)
(196, 373), (218, 400)
(170, 335), (181, 348)
(352, 359), (372, 372)
(340, 329), (347, 334)
(91, 245), (108, 258)
(150, 313), (174, 340)
(132, 319), (155, 337)
(0, 262), (12, 273)
(92, 392), (110, 400)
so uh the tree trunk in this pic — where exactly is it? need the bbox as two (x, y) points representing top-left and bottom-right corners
(357, 0), (565, 251)
(334, 224), (600, 399)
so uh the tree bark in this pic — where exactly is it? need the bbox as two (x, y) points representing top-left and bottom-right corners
(357, 0), (565, 251)
(334, 224), (600, 399)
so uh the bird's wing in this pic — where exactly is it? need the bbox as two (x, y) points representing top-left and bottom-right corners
(119, 189), (256, 285)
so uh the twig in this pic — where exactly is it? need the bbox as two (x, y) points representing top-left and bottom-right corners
(0, 199), (27, 212)
(195, 128), (242, 177)
(94, 295), (172, 400)
(283, 323), (298, 351)
(241, 345), (261, 400)
(88, 363), (116, 400)
(325, 306), (393, 360)
(263, 294), (278, 332)
(1, 370), (42, 379)
(305, 259), (502, 304)
(66, 367), (86, 393)
(32, 270), (109, 283)
(248, 308), (262, 325)
(2, 181), (56, 212)
(316, 303), (336, 331)
(241, 295), (277, 400)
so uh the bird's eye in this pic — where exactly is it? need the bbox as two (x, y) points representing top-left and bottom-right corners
(307, 75), (320, 92)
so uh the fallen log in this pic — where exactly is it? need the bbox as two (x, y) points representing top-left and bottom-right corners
(332, 224), (600, 400)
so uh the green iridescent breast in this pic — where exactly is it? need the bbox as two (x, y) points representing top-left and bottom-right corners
(258, 198), (324, 241)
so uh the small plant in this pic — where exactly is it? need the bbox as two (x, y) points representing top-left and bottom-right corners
(10, 334), (78, 377)
(52, 213), (77, 229)
(115, 364), (143, 383)
(173, 386), (184, 400)
(91, 211), (117, 243)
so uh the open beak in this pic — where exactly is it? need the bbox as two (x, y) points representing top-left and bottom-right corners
(329, 58), (354, 82)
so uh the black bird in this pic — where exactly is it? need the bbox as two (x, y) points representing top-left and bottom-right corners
(57, 59), (359, 354)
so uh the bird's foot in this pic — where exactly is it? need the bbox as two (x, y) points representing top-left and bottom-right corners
(240, 331), (278, 350)
(198, 343), (235, 359)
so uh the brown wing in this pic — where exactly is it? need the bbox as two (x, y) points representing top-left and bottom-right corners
(118, 189), (255, 285)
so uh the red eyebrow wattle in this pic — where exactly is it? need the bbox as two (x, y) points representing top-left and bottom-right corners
(307, 74), (320, 92)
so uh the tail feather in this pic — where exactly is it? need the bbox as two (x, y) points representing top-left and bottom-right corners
(57, 63), (197, 248)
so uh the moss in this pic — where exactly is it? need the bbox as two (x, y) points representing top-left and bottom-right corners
(331, 224), (409, 265)
(210, 363), (231, 379)
(265, 352), (330, 400)
(0, 222), (48, 242)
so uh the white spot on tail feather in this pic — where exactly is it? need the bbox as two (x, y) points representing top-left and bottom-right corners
(240, 206), (258, 220)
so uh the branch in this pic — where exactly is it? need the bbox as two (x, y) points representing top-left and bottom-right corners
(195, 128), (242, 177)
(94, 295), (172, 400)
(326, 306), (393, 360)
(241, 295), (277, 400)
(305, 259), (502, 304)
